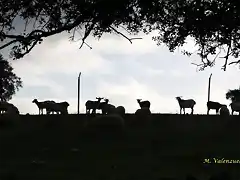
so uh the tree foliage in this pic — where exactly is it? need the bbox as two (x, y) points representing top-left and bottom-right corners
(1, 0), (240, 71)
(226, 87), (240, 102)
(0, 54), (22, 101)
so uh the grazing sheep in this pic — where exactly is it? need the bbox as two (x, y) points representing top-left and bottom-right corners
(46, 101), (69, 114)
(115, 106), (126, 117)
(0, 102), (19, 115)
(229, 101), (240, 115)
(99, 98), (110, 114)
(176, 96), (196, 115)
(6, 105), (19, 115)
(219, 105), (230, 116)
(137, 99), (151, 109)
(85, 97), (104, 114)
(101, 101), (116, 115)
(207, 101), (225, 114)
(32, 99), (56, 115)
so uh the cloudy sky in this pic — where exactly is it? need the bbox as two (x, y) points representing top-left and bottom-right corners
(2, 28), (240, 115)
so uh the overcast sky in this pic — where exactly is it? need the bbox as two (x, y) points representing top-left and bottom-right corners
(2, 29), (240, 114)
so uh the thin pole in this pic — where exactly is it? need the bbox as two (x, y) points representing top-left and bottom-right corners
(207, 73), (212, 102)
(77, 72), (81, 114)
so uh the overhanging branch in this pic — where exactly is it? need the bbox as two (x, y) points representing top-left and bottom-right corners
(109, 26), (142, 43)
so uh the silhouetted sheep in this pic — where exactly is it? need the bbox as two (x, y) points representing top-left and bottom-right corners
(176, 96), (196, 114)
(115, 106), (125, 117)
(219, 105), (230, 116)
(133, 108), (152, 126)
(229, 101), (240, 115)
(207, 101), (225, 114)
(137, 99), (151, 109)
(32, 99), (56, 114)
(46, 101), (69, 114)
(98, 98), (109, 114)
(135, 108), (151, 116)
(0, 101), (19, 115)
(101, 100), (116, 115)
(85, 97), (103, 114)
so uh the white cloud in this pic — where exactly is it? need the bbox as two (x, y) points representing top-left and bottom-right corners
(3, 30), (239, 115)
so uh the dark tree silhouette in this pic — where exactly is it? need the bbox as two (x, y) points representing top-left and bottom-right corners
(0, 54), (22, 101)
(226, 87), (240, 102)
(1, 0), (240, 70)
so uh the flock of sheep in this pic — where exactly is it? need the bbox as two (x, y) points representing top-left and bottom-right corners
(0, 96), (239, 115)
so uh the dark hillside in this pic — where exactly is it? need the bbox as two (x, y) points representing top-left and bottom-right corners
(0, 114), (239, 180)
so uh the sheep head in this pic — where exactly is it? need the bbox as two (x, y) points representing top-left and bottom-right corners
(104, 98), (109, 103)
(136, 99), (142, 102)
(32, 99), (38, 103)
(96, 97), (104, 100)
(175, 96), (182, 101)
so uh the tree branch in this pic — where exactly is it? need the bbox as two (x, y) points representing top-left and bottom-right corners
(109, 26), (142, 43)
(0, 40), (18, 49)
(229, 59), (240, 65)
(221, 40), (232, 71)
(79, 23), (95, 49)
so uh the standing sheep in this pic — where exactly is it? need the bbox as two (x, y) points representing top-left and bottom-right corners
(176, 96), (196, 115)
(85, 97), (104, 114)
(229, 101), (240, 115)
(137, 99), (151, 109)
(32, 99), (55, 115)
(207, 101), (225, 115)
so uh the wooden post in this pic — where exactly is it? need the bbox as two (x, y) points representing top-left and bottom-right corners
(208, 73), (212, 102)
(77, 72), (81, 114)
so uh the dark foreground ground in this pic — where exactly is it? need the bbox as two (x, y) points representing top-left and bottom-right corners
(0, 114), (240, 180)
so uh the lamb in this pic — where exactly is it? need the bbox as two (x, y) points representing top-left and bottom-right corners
(219, 105), (230, 116)
(176, 96), (196, 114)
(137, 99), (151, 109)
(207, 101), (225, 115)
(85, 97), (103, 114)
(32, 99), (56, 115)
(229, 101), (240, 115)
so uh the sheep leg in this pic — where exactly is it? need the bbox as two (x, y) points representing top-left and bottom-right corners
(207, 108), (210, 115)
(191, 108), (193, 114)
(183, 108), (186, 114)
(180, 108), (182, 114)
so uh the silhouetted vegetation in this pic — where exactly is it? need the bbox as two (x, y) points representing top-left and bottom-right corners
(1, 0), (240, 70)
(0, 54), (22, 101)
(226, 87), (240, 102)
